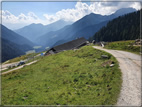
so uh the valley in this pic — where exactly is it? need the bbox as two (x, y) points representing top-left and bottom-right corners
(1, 8), (138, 63)
(1, 4), (141, 106)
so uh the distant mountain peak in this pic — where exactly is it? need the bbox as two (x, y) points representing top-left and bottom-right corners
(46, 19), (73, 26)
(88, 8), (136, 17)
(88, 13), (101, 16)
(56, 19), (66, 22)
(15, 20), (73, 42)
(114, 8), (136, 16)
(30, 23), (44, 26)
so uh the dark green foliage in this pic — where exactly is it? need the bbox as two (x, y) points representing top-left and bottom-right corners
(90, 10), (141, 42)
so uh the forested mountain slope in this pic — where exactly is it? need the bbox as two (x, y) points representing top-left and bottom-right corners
(1, 38), (25, 62)
(1, 24), (34, 49)
(1, 25), (34, 62)
(90, 9), (141, 42)
(37, 8), (136, 48)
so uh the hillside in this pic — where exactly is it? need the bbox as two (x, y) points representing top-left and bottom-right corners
(1, 38), (25, 62)
(1, 25), (34, 49)
(15, 20), (72, 42)
(104, 40), (141, 55)
(90, 9), (140, 42)
(1, 25), (34, 62)
(52, 21), (108, 47)
(37, 8), (136, 48)
(2, 46), (122, 105)
(70, 20), (108, 40)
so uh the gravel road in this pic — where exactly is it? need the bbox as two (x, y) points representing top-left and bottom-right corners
(0, 62), (19, 71)
(1, 60), (37, 75)
(93, 46), (141, 106)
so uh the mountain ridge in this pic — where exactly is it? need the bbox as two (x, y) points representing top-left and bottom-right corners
(1, 24), (34, 62)
(37, 8), (136, 48)
(1, 38), (25, 62)
(1, 24), (34, 47)
(15, 19), (73, 42)
(90, 9), (140, 42)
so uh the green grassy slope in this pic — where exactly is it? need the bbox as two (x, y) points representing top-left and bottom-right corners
(105, 40), (141, 54)
(2, 46), (122, 105)
(3, 52), (43, 64)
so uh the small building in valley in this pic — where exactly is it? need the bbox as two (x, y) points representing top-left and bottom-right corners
(45, 37), (88, 55)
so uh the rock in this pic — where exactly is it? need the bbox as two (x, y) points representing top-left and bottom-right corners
(110, 64), (114, 67)
(23, 96), (28, 99)
(101, 55), (108, 58)
(101, 60), (114, 67)
(87, 85), (91, 87)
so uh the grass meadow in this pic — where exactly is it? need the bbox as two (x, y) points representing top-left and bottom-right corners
(105, 40), (141, 54)
(2, 46), (122, 105)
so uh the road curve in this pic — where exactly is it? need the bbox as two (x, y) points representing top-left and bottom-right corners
(93, 46), (141, 106)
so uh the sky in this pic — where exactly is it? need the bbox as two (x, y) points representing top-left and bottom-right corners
(1, 1), (141, 30)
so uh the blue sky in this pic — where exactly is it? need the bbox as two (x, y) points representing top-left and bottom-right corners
(1, 1), (141, 30)
(2, 2), (77, 19)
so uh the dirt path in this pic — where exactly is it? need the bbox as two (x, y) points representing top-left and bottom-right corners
(93, 46), (141, 106)
(0, 62), (19, 71)
(1, 60), (37, 75)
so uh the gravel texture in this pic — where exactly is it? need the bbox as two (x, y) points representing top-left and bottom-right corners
(93, 46), (141, 106)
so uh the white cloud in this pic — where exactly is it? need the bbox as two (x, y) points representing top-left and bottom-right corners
(43, 1), (141, 22)
(43, 14), (58, 23)
(1, 10), (45, 29)
(1, 1), (141, 30)
(129, 2), (141, 10)
(43, 2), (92, 23)
(2, 10), (18, 23)
(2, 11), (42, 23)
(88, 2), (141, 15)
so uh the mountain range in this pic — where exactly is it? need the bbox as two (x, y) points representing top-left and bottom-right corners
(15, 20), (73, 43)
(2, 7), (137, 62)
(90, 9), (141, 42)
(35, 8), (136, 48)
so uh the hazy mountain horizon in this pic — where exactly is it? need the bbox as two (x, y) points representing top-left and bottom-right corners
(36, 7), (136, 48)
(14, 19), (73, 43)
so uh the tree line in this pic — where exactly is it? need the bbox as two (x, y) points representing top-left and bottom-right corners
(89, 9), (141, 42)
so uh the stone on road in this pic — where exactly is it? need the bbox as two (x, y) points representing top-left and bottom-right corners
(93, 46), (141, 106)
